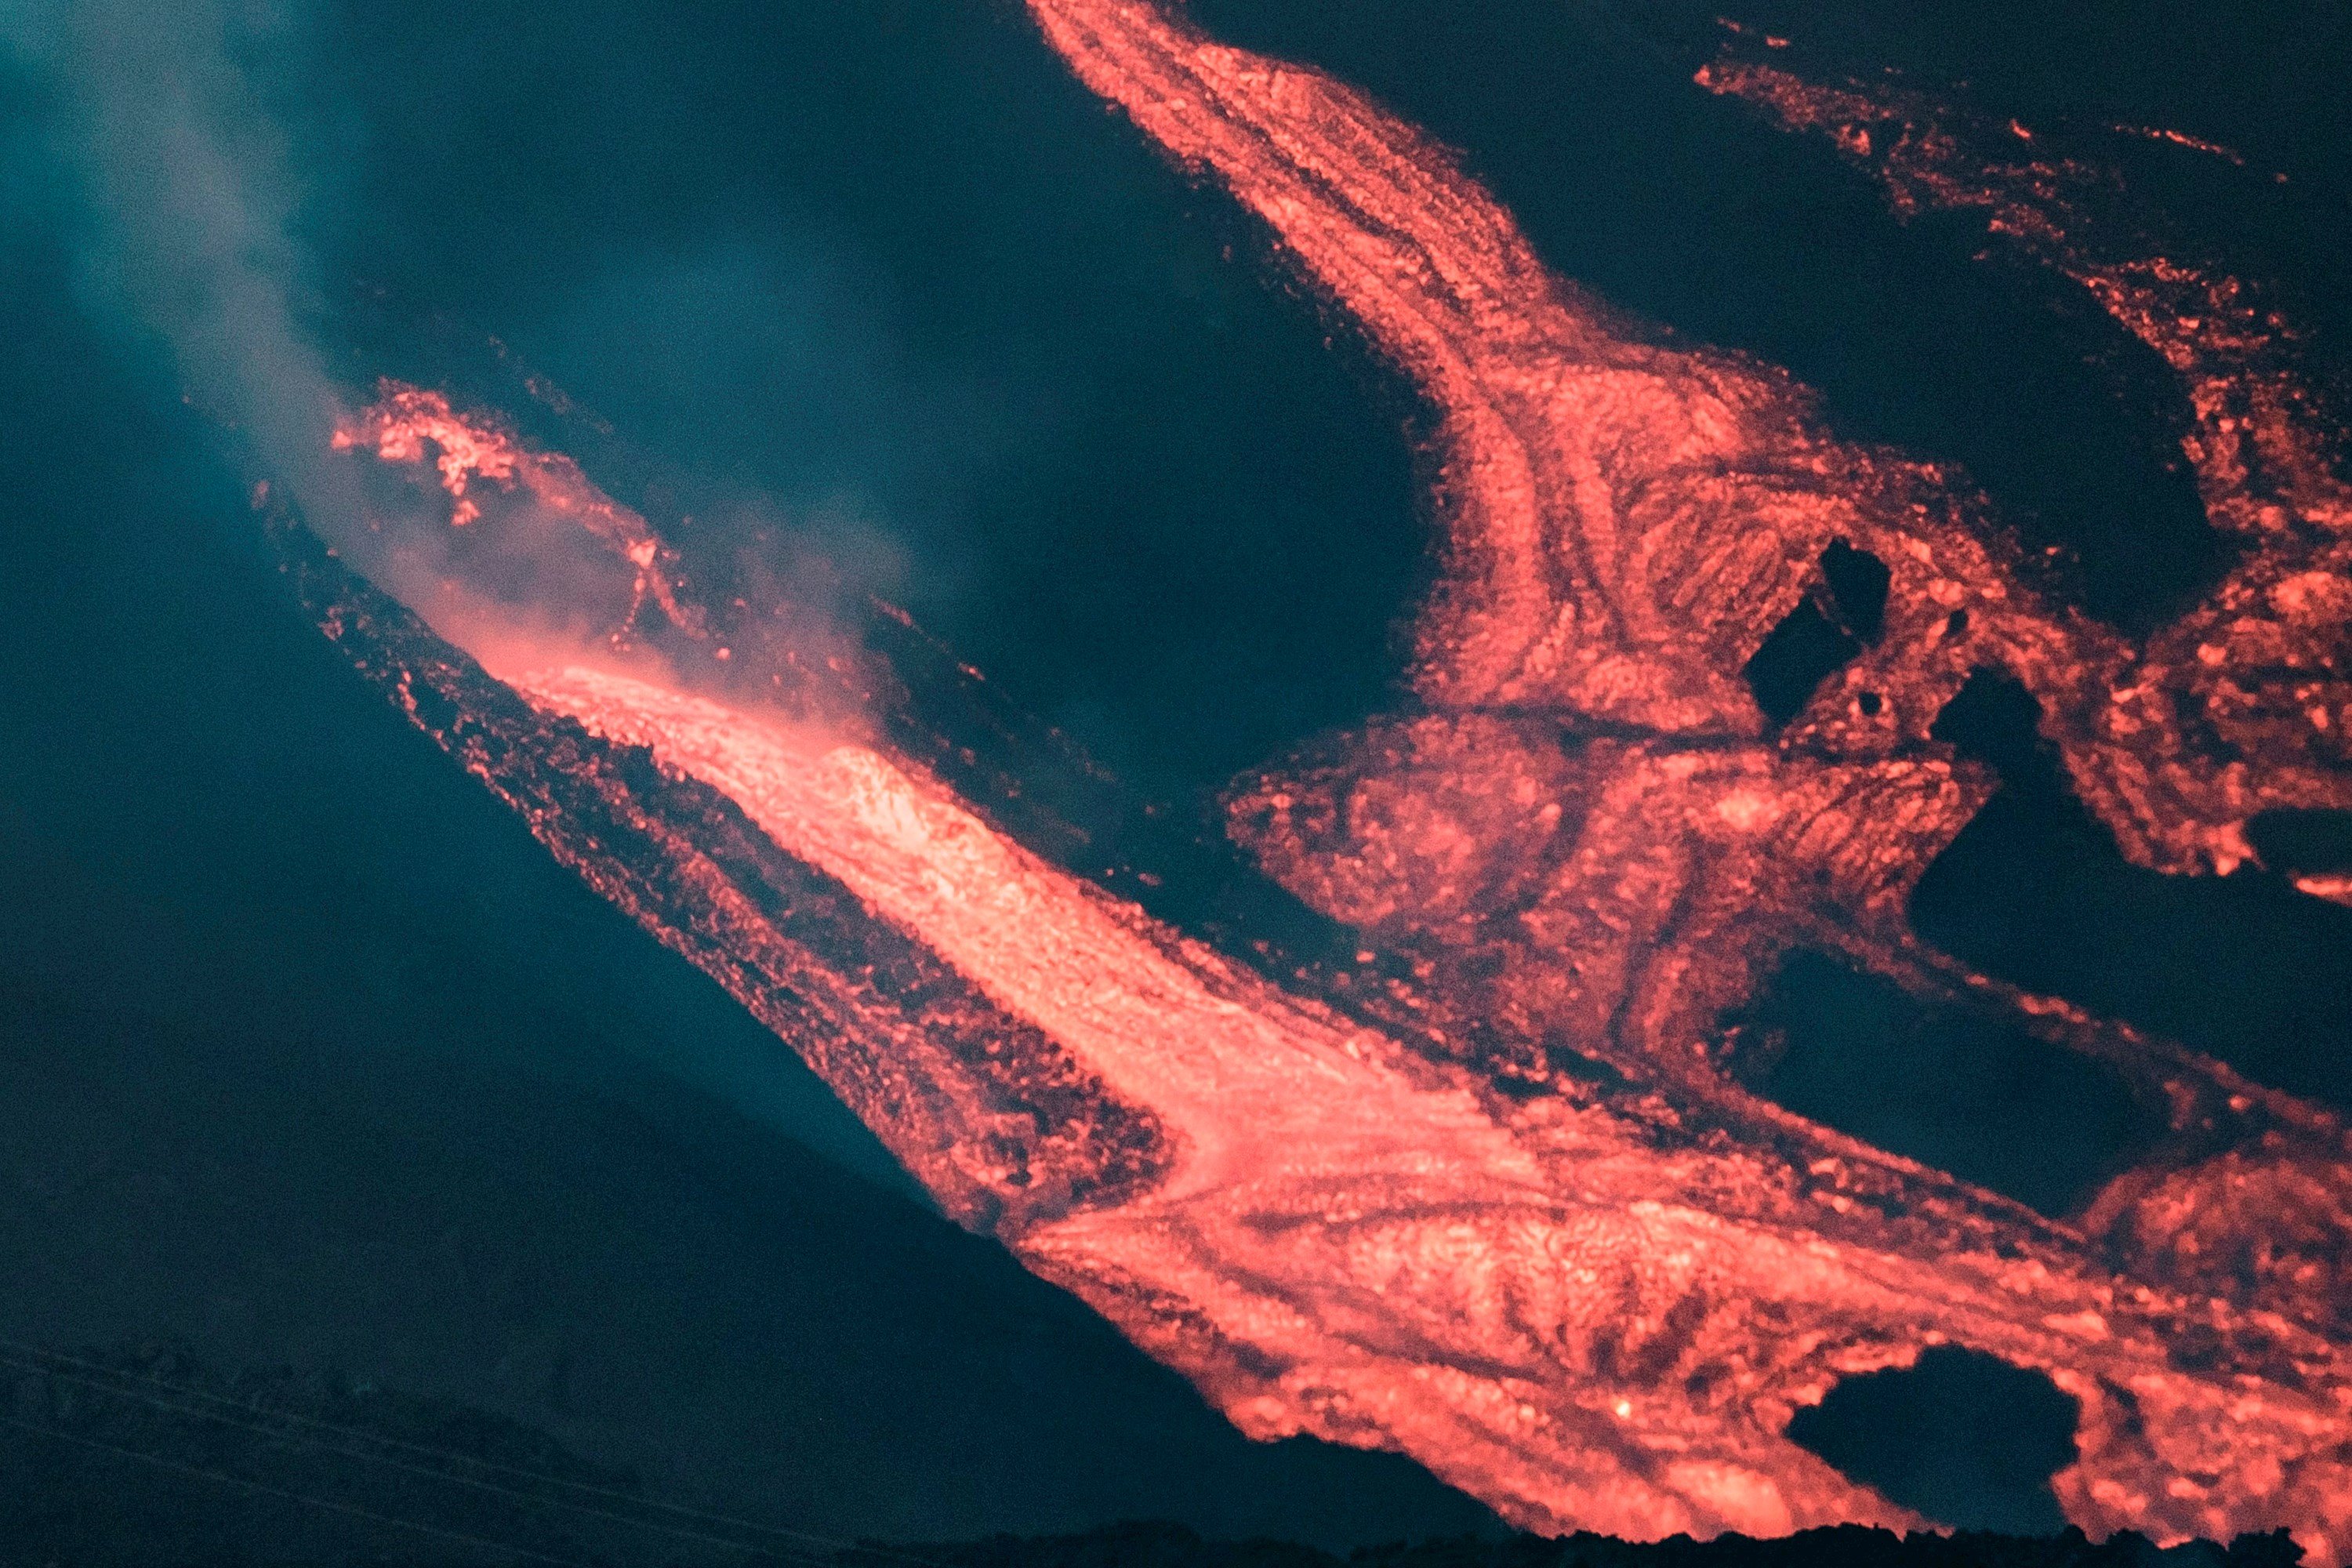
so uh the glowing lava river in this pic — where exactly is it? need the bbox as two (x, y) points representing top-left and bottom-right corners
(275, 0), (2352, 1555)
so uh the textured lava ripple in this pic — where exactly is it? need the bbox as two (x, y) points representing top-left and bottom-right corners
(288, 2), (2352, 1555)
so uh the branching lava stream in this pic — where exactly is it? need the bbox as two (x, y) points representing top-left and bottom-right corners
(287, 2), (2352, 1556)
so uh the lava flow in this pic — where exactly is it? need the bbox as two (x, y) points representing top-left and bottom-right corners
(289, 1), (2352, 1557)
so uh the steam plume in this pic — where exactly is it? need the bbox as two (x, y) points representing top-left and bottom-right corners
(3, 0), (361, 538)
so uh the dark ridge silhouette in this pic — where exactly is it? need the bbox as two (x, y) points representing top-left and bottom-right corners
(889, 1520), (2300, 1568)
(0, 1338), (1485, 1566)
(0, 1340), (2290, 1568)
(0, 1340), (668, 1565)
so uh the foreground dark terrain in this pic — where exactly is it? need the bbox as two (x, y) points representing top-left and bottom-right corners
(4, 0), (2347, 1558)
(0, 1342), (2297, 1568)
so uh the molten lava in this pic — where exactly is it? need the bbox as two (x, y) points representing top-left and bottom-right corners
(292, 2), (2352, 1557)
(334, 382), (699, 637)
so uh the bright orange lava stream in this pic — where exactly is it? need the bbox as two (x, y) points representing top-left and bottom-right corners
(301, 2), (2352, 1556)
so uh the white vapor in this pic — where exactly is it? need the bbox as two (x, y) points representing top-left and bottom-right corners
(2, 0), (360, 535)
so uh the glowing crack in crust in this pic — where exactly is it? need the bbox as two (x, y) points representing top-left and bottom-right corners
(295, 2), (2352, 1556)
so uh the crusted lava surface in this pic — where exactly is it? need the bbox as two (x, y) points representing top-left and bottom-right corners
(279, 2), (2352, 1556)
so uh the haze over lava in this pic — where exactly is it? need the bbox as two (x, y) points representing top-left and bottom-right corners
(279, 1), (2352, 1557)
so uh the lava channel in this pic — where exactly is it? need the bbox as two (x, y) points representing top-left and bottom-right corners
(279, 1), (2352, 1555)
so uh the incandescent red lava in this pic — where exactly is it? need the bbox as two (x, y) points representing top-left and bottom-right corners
(334, 383), (699, 635)
(297, 4), (2352, 1556)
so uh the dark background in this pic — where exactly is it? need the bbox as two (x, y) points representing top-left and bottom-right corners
(0, 0), (2347, 1554)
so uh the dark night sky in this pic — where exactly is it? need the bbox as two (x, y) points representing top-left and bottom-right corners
(0, 0), (2347, 1555)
